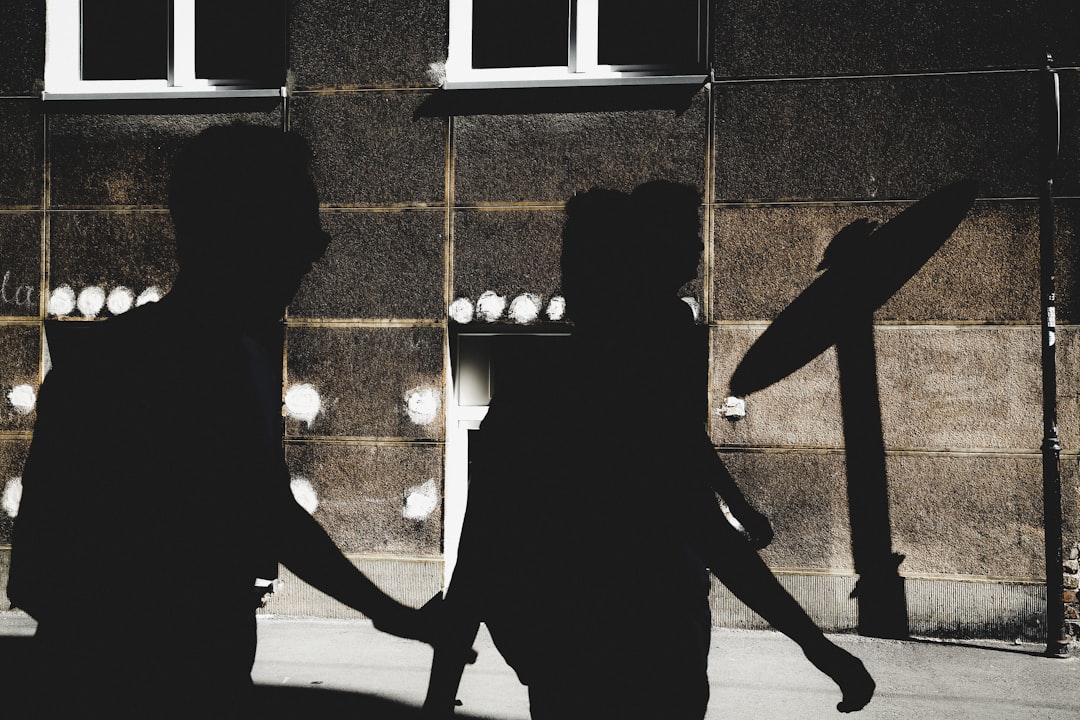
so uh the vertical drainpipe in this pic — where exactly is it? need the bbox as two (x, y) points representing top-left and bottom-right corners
(1039, 53), (1069, 658)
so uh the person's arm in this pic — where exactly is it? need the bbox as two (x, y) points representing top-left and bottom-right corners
(273, 495), (441, 643)
(692, 438), (774, 549)
(656, 313), (774, 549)
(702, 520), (875, 713)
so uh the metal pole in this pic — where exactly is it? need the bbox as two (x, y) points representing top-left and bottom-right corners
(1039, 53), (1069, 658)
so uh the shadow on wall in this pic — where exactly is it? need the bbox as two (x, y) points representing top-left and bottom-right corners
(415, 83), (702, 118)
(730, 179), (980, 639)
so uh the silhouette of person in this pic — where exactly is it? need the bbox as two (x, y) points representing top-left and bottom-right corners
(8, 124), (440, 719)
(424, 182), (874, 719)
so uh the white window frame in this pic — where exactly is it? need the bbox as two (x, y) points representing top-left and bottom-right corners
(44, 0), (283, 100)
(444, 0), (708, 90)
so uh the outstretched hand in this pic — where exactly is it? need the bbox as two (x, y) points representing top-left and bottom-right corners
(373, 592), (446, 645)
(803, 639), (876, 713)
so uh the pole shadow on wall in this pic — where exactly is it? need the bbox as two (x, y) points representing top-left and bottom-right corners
(729, 179), (979, 639)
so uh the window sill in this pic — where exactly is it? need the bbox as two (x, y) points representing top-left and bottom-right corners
(42, 86), (285, 101)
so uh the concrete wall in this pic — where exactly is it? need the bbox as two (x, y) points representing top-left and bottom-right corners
(1, 0), (1078, 640)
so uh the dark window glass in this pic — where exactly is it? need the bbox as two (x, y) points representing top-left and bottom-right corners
(82, 0), (167, 80)
(196, 0), (285, 83)
(598, 0), (701, 67)
(472, 0), (569, 69)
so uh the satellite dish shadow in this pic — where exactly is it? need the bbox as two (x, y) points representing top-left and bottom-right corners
(730, 179), (979, 397)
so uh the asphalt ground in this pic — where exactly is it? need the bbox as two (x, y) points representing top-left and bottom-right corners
(1, 611), (1077, 719)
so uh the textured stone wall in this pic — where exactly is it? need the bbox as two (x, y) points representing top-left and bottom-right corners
(0, 0), (46, 616)
(707, 1), (1080, 641)
(0, 0), (1077, 638)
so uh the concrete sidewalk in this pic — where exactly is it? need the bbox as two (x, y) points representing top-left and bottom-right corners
(2, 611), (1077, 719)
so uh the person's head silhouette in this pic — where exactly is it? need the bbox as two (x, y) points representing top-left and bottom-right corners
(561, 181), (701, 327)
(167, 124), (329, 327)
(628, 180), (702, 299)
(560, 187), (632, 326)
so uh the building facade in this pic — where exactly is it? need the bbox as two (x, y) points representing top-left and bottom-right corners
(0, 1), (1078, 642)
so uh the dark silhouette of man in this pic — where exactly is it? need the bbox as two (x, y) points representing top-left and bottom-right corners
(424, 182), (873, 719)
(8, 124), (439, 718)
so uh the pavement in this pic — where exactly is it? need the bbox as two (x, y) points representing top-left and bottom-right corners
(1, 610), (1078, 719)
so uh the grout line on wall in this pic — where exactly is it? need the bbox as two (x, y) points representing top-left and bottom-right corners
(715, 444), (1047, 458)
(284, 436), (445, 447)
(43, 206), (171, 213)
(445, 114), (455, 314)
(711, 66), (1057, 85)
(707, 195), (1079, 208)
(284, 318), (445, 329)
(710, 320), (1046, 328)
(37, 214), (46, 323)
(449, 202), (568, 211)
(341, 553), (445, 563)
(289, 87), (439, 96)
(767, 566), (1046, 584)
(703, 80), (717, 436)
(319, 206), (445, 214)
(41, 109), (49, 380)
(318, 202), (446, 211)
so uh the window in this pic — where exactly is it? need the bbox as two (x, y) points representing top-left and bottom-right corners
(44, 0), (285, 100)
(445, 0), (708, 89)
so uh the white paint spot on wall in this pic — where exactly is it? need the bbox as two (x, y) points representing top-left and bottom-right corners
(284, 383), (322, 427)
(448, 297), (475, 324)
(546, 295), (566, 321)
(107, 286), (134, 315)
(476, 291), (506, 322)
(509, 294), (541, 324)
(7, 384), (36, 415)
(2, 477), (21, 518)
(77, 286), (106, 318)
(136, 287), (162, 306)
(403, 478), (439, 521)
(681, 296), (701, 321)
(427, 61), (447, 85)
(289, 477), (319, 515)
(47, 285), (76, 317)
(404, 387), (441, 425)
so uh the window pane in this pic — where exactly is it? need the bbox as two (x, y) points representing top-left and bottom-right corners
(196, 0), (285, 83)
(82, 0), (168, 80)
(598, 0), (700, 67)
(473, 0), (569, 69)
